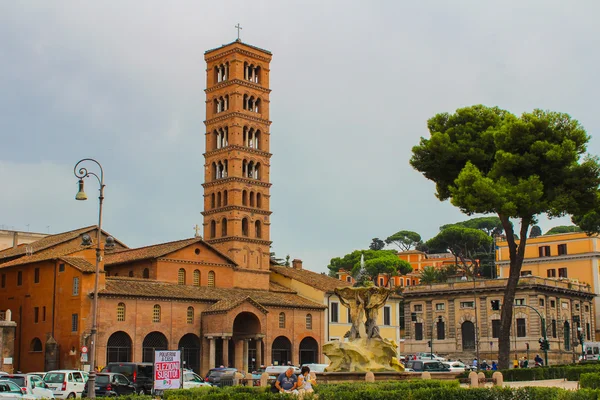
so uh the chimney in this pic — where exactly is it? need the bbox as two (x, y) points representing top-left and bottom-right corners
(292, 259), (303, 270)
(12, 231), (18, 249)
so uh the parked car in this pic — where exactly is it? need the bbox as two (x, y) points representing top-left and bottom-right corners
(102, 363), (153, 395)
(82, 373), (135, 397)
(205, 368), (237, 387)
(415, 352), (446, 362)
(182, 372), (211, 389)
(2, 374), (54, 399)
(442, 361), (472, 373)
(0, 380), (36, 400)
(43, 371), (86, 399)
(300, 364), (329, 373)
(264, 366), (301, 376)
(405, 360), (450, 372)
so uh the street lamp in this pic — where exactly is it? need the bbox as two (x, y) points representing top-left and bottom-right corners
(74, 158), (105, 400)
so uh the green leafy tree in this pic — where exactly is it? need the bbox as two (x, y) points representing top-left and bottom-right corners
(327, 249), (398, 277)
(410, 105), (600, 369)
(284, 255), (291, 267)
(270, 252), (284, 266)
(369, 238), (386, 250)
(419, 266), (439, 284)
(385, 230), (422, 251)
(529, 225), (542, 238)
(545, 225), (582, 235)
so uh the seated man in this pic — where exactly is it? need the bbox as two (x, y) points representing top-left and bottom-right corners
(275, 367), (298, 393)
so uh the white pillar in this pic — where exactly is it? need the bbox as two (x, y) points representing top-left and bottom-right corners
(208, 337), (216, 370)
(222, 337), (230, 367)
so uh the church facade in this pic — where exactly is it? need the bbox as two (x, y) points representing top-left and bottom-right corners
(0, 40), (327, 375)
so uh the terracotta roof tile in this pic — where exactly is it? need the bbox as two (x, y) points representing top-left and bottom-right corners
(203, 296), (268, 315)
(270, 266), (351, 293)
(60, 257), (96, 273)
(269, 282), (296, 294)
(101, 278), (326, 310)
(0, 241), (88, 269)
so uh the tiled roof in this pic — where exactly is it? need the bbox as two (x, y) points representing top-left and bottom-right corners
(270, 266), (352, 293)
(60, 257), (96, 273)
(269, 282), (296, 294)
(101, 278), (326, 310)
(0, 226), (96, 262)
(0, 241), (88, 269)
(104, 237), (237, 266)
(203, 296), (268, 315)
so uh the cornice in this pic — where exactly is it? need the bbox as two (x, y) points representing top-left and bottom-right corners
(205, 47), (271, 63)
(201, 205), (272, 217)
(204, 145), (272, 159)
(156, 258), (236, 268)
(206, 236), (272, 246)
(205, 111), (271, 127)
(495, 252), (600, 266)
(403, 283), (594, 300)
(203, 177), (272, 189)
(206, 79), (271, 94)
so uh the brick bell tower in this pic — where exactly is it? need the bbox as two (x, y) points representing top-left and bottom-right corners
(202, 39), (273, 270)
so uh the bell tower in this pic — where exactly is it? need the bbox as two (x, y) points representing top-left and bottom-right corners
(202, 39), (273, 270)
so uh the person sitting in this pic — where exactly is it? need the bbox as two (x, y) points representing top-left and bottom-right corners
(275, 367), (298, 394)
(491, 361), (498, 371)
(534, 354), (543, 366)
(298, 366), (315, 394)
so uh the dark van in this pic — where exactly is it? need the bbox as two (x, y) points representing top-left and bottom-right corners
(102, 363), (153, 395)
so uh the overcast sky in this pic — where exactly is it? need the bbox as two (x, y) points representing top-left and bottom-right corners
(1, 1), (599, 273)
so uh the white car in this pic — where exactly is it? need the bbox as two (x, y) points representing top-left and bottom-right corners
(182, 372), (211, 389)
(0, 380), (36, 400)
(2, 375), (54, 399)
(442, 361), (472, 372)
(42, 371), (86, 399)
(300, 364), (329, 373)
(416, 352), (446, 362)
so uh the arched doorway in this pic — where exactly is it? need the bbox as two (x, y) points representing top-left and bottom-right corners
(178, 334), (200, 373)
(564, 321), (571, 350)
(106, 331), (132, 363)
(299, 337), (318, 365)
(142, 332), (168, 363)
(272, 336), (292, 366)
(231, 312), (262, 371)
(461, 321), (475, 351)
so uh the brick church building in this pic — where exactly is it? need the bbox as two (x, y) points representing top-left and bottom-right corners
(0, 39), (327, 375)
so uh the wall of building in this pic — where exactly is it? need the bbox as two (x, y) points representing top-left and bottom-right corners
(0, 230), (48, 252)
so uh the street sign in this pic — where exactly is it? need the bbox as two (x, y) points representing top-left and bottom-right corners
(81, 346), (88, 353)
(153, 350), (181, 390)
(80, 353), (88, 363)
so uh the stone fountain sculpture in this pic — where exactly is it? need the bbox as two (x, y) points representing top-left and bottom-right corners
(323, 255), (404, 373)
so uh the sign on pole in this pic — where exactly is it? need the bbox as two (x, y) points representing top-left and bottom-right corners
(154, 350), (181, 390)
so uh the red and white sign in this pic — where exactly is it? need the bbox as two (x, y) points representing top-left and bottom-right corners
(153, 350), (181, 390)
(81, 346), (88, 354)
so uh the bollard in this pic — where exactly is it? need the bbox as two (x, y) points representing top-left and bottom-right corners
(421, 371), (431, 380)
(469, 371), (479, 387)
(233, 372), (244, 386)
(478, 371), (486, 386)
(245, 373), (253, 386)
(260, 372), (269, 387)
(365, 371), (375, 382)
(492, 371), (503, 386)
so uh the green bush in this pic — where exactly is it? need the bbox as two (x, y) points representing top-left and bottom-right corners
(580, 372), (600, 389)
(457, 364), (600, 382)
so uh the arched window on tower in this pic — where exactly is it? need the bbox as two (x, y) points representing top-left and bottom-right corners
(178, 268), (186, 285)
(256, 193), (262, 208)
(208, 271), (215, 287)
(211, 193), (215, 209)
(242, 218), (249, 237)
(247, 161), (255, 178)
(217, 192), (222, 208)
(250, 192), (255, 207)
(193, 269), (200, 286)
(210, 220), (216, 238)
(211, 162), (217, 180)
(213, 98), (219, 114)
(242, 190), (248, 206)
(243, 94), (249, 110)
(255, 220), (262, 238)
(255, 163), (261, 180)
(223, 190), (228, 206)
(224, 95), (229, 111)
(254, 130), (260, 149)
(221, 218), (228, 236)
(255, 98), (261, 113)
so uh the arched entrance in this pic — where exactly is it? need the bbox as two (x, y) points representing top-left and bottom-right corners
(231, 312), (262, 372)
(178, 334), (200, 373)
(271, 336), (292, 366)
(299, 337), (318, 365)
(106, 331), (132, 363)
(142, 332), (168, 363)
(564, 321), (571, 350)
(461, 321), (475, 351)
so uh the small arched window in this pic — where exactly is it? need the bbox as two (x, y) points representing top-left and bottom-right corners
(178, 268), (186, 285)
(279, 312), (286, 329)
(211, 193), (215, 208)
(187, 307), (194, 324)
(255, 220), (262, 238)
(193, 269), (200, 286)
(153, 305), (161, 323)
(242, 190), (248, 206)
(242, 218), (249, 237)
(210, 220), (217, 238)
(117, 303), (126, 322)
(208, 271), (215, 287)
(223, 190), (228, 206)
(30, 337), (43, 352)
(222, 218), (228, 236)
(306, 314), (312, 330)
(250, 192), (255, 207)
(143, 268), (150, 279)
(217, 192), (222, 208)
(256, 193), (262, 208)
(128, 271), (133, 277)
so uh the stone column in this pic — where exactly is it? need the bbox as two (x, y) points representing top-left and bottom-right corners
(222, 337), (230, 367)
(242, 340), (249, 373)
(208, 337), (216, 370)
(255, 339), (262, 368)
(234, 340), (244, 371)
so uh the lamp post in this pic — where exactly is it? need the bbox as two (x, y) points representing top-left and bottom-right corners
(74, 158), (105, 400)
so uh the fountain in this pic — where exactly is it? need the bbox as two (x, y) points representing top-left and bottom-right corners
(323, 255), (405, 373)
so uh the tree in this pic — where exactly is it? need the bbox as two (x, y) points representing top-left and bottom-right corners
(426, 226), (493, 275)
(284, 255), (291, 267)
(385, 230), (422, 251)
(369, 238), (386, 250)
(545, 225), (582, 235)
(270, 252), (285, 266)
(529, 225), (542, 238)
(327, 249), (398, 277)
(359, 253), (413, 286)
(419, 266), (439, 285)
(410, 105), (600, 369)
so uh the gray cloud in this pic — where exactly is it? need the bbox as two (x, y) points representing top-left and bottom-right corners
(0, 1), (597, 272)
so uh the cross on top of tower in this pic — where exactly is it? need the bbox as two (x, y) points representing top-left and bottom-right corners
(235, 23), (242, 40)
(194, 224), (202, 238)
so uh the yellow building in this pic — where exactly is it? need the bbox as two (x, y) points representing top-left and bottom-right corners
(271, 261), (403, 359)
(497, 231), (600, 338)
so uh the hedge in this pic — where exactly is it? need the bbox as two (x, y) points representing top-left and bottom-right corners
(580, 373), (600, 389)
(458, 364), (600, 381)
